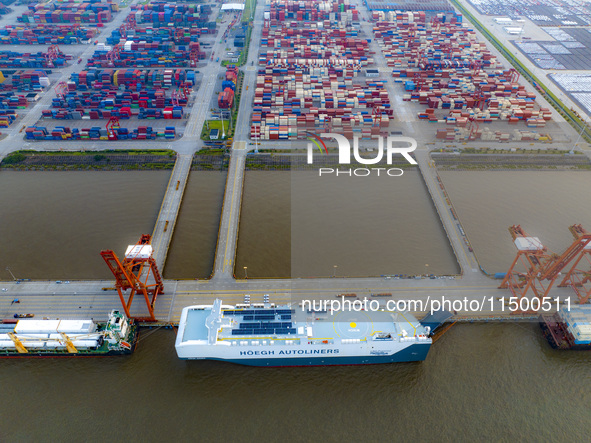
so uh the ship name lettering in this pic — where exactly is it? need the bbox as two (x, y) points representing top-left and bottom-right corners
(240, 350), (275, 356)
(278, 349), (338, 355)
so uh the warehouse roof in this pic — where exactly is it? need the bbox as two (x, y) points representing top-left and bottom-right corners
(221, 3), (245, 10)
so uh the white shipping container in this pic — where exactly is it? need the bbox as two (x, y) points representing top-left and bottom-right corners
(15, 320), (60, 334)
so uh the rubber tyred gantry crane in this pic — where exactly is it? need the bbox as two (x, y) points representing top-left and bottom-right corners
(44, 45), (64, 68)
(105, 116), (120, 140)
(171, 82), (191, 106)
(54, 81), (68, 100)
(100, 234), (164, 322)
(119, 13), (137, 39)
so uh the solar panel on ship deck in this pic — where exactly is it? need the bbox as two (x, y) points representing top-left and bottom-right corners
(243, 315), (253, 320)
(278, 309), (295, 314)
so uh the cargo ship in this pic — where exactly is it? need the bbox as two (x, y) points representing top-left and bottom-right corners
(175, 299), (448, 366)
(0, 310), (138, 357)
(540, 306), (591, 350)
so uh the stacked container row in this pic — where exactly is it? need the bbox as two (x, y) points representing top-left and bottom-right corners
(0, 50), (67, 68)
(252, 0), (392, 140)
(6, 70), (50, 91)
(69, 69), (194, 89)
(0, 25), (97, 45)
(19, 0), (116, 24)
(372, 13), (552, 129)
(128, 3), (212, 29)
(86, 41), (205, 68)
(25, 125), (176, 140)
(106, 27), (205, 46)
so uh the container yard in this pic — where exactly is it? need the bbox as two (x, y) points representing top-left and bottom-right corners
(365, 0), (453, 12)
(19, 0), (226, 142)
(84, 3), (213, 68)
(0, 68), (52, 126)
(47, 68), (194, 120)
(0, 24), (98, 45)
(372, 11), (555, 142)
(30, 66), (195, 139)
(250, 0), (395, 140)
(17, 0), (117, 25)
(0, 45), (71, 68)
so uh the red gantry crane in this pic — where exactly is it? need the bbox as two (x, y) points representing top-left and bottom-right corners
(44, 45), (64, 68)
(558, 224), (591, 303)
(119, 13), (137, 39)
(105, 115), (121, 140)
(499, 225), (591, 310)
(54, 81), (68, 100)
(499, 225), (557, 308)
(101, 234), (164, 322)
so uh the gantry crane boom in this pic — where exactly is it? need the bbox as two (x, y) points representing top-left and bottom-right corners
(100, 234), (164, 322)
(499, 225), (558, 308)
(558, 225), (591, 303)
(500, 225), (591, 309)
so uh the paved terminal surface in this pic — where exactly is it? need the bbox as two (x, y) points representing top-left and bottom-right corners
(0, 0), (588, 324)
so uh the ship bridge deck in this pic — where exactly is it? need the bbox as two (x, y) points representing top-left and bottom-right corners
(181, 309), (210, 342)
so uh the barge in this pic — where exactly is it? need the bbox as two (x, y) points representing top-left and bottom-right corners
(0, 310), (138, 357)
(540, 305), (591, 350)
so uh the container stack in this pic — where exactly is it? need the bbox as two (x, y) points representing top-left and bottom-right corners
(128, 3), (212, 29)
(18, 0), (116, 25)
(373, 12), (552, 130)
(219, 65), (237, 109)
(251, 0), (393, 140)
(10, 70), (48, 91)
(45, 67), (192, 121)
(0, 50), (67, 68)
(0, 25), (98, 45)
(70, 69), (194, 89)
(0, 93), (28, 110)
(0, 109), (18, 127)
(366, 0), (453, 12)
(560, 306), (591, 345)
(25, 125), (176, 140)
(106, 27), (205, 46)
(87, 41), (205, 68)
